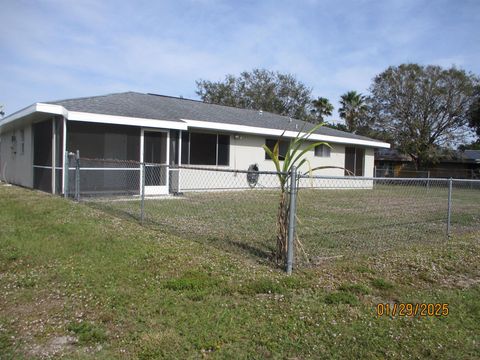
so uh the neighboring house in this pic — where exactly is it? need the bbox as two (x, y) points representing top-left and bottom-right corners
(375, 148), (480, 178)
(0, 92), (390, 195)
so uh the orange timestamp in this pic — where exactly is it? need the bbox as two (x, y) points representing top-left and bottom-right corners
(376, 303), (449, 317)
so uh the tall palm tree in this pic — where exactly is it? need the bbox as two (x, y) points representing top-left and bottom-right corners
(311, 97), (334, 123)
(338, 91), (367, 133)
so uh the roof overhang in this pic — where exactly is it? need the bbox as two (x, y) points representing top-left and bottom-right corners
(0, 103), (188, 131)
(182, 119), (391, 148)
(0, 103), (390, 148)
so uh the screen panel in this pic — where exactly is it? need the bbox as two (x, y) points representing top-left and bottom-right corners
(344, 147), (355, 176)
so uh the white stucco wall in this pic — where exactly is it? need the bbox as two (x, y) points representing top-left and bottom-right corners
(177, 132), (376, 192)
(0, 124), (33, 187)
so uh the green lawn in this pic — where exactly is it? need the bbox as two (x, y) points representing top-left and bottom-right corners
(103, 183), (480, 265)
(1, 184), (479, 359)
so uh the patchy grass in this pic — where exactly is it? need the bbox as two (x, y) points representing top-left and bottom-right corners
(67, 322), (107, 344)
(371, 278), (395, 291)
(0, 184), (479, 359)
(102, 183), (480, 267)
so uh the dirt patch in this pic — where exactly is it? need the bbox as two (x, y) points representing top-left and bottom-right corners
(28, 335), (78, 358)
(440, 275), (480, 289)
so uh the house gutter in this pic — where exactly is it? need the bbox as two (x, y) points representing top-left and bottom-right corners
(182, 119), (391, 148)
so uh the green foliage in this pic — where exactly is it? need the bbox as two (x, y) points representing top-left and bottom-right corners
(338, 91), (368, 133)
(324, 291), (359, 305)
(311, 97), (334, 123)
(261, 123), (341, 262)
(67, 321), (107, 344)
(240, 276), (304, 295)
(163, 271), (219, 291)
(467, 85), (480, 137)
(261, 123), (333, 189)
(196, 68), (313, 121)
(371, 278), (395, 290)
(367, 63), (479, 168)
(458, 140), (480, 150)
(324, 122), (349, 132)
(338, 283), (371, 295)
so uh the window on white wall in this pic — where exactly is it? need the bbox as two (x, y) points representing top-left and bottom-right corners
(20, 129), (25, 155)
(265, 139), (289, 161)
(314, 144), (331, 157)
(10, 133), (17, 155)
(181, 131), (230, 166)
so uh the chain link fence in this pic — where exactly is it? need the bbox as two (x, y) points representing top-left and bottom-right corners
(66, 156), (480, 271)
(375, 166), (480, 179)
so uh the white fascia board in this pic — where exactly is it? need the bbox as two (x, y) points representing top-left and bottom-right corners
(0, 102), (188, 131)
(36, 103), (68, 117)
(0, 104), (37, 128)
(67, 111), (188, 130)
(182, 119), (391, 149)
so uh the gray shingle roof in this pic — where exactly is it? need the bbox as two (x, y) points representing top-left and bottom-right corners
(46, 91), (386, 144)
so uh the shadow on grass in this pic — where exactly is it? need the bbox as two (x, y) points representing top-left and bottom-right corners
(84, 202), (276, 266)
(86, 201), (142, 223)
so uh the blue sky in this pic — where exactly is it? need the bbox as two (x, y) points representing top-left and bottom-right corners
(1, 0), (479, 121)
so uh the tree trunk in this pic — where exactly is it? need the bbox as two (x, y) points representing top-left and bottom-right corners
(276, 190), (288, 263)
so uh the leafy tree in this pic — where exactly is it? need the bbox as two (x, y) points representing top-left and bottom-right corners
(338, 91), (368, 133)
(324, 122), (349, 132)
(458, 141), (480, 151)
(367, 64), (479, 168)
(467, 85), (480, 137)
(0, 105), (4, 117)
(196, 69), (313, 121)
(311, 97), (334, 123)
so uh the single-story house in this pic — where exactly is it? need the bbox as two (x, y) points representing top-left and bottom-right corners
(375, 148), (480, 179)
(0, 92), (390, 195)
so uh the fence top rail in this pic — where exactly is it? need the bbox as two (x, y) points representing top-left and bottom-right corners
(75, 157), (480, 183)
(171, 165), (288, 176)
(298, 174), (480, 182)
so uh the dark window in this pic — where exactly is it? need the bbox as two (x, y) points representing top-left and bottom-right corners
(190, 133), (217, 165)
(314, 144), (331, 157)
(265, 139), (289, 160)
(217, 135), (230, 166)
(345, 147), (364, 176)
(20, 129), (25, 155)
(180, 132), (230, 166)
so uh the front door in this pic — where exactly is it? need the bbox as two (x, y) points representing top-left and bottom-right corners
(142, 130), (169, 195)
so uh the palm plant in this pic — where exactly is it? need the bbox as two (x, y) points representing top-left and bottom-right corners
(311, 97), (334, 123)
(338, 91), (367, 133)
(262, 123), (343, 264)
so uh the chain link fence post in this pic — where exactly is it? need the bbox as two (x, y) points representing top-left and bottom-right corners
(75, 150), (80, 202)
(286, 166), (298, 275)
(447, 177), (453, 237)
(140, 162), (146, 224)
